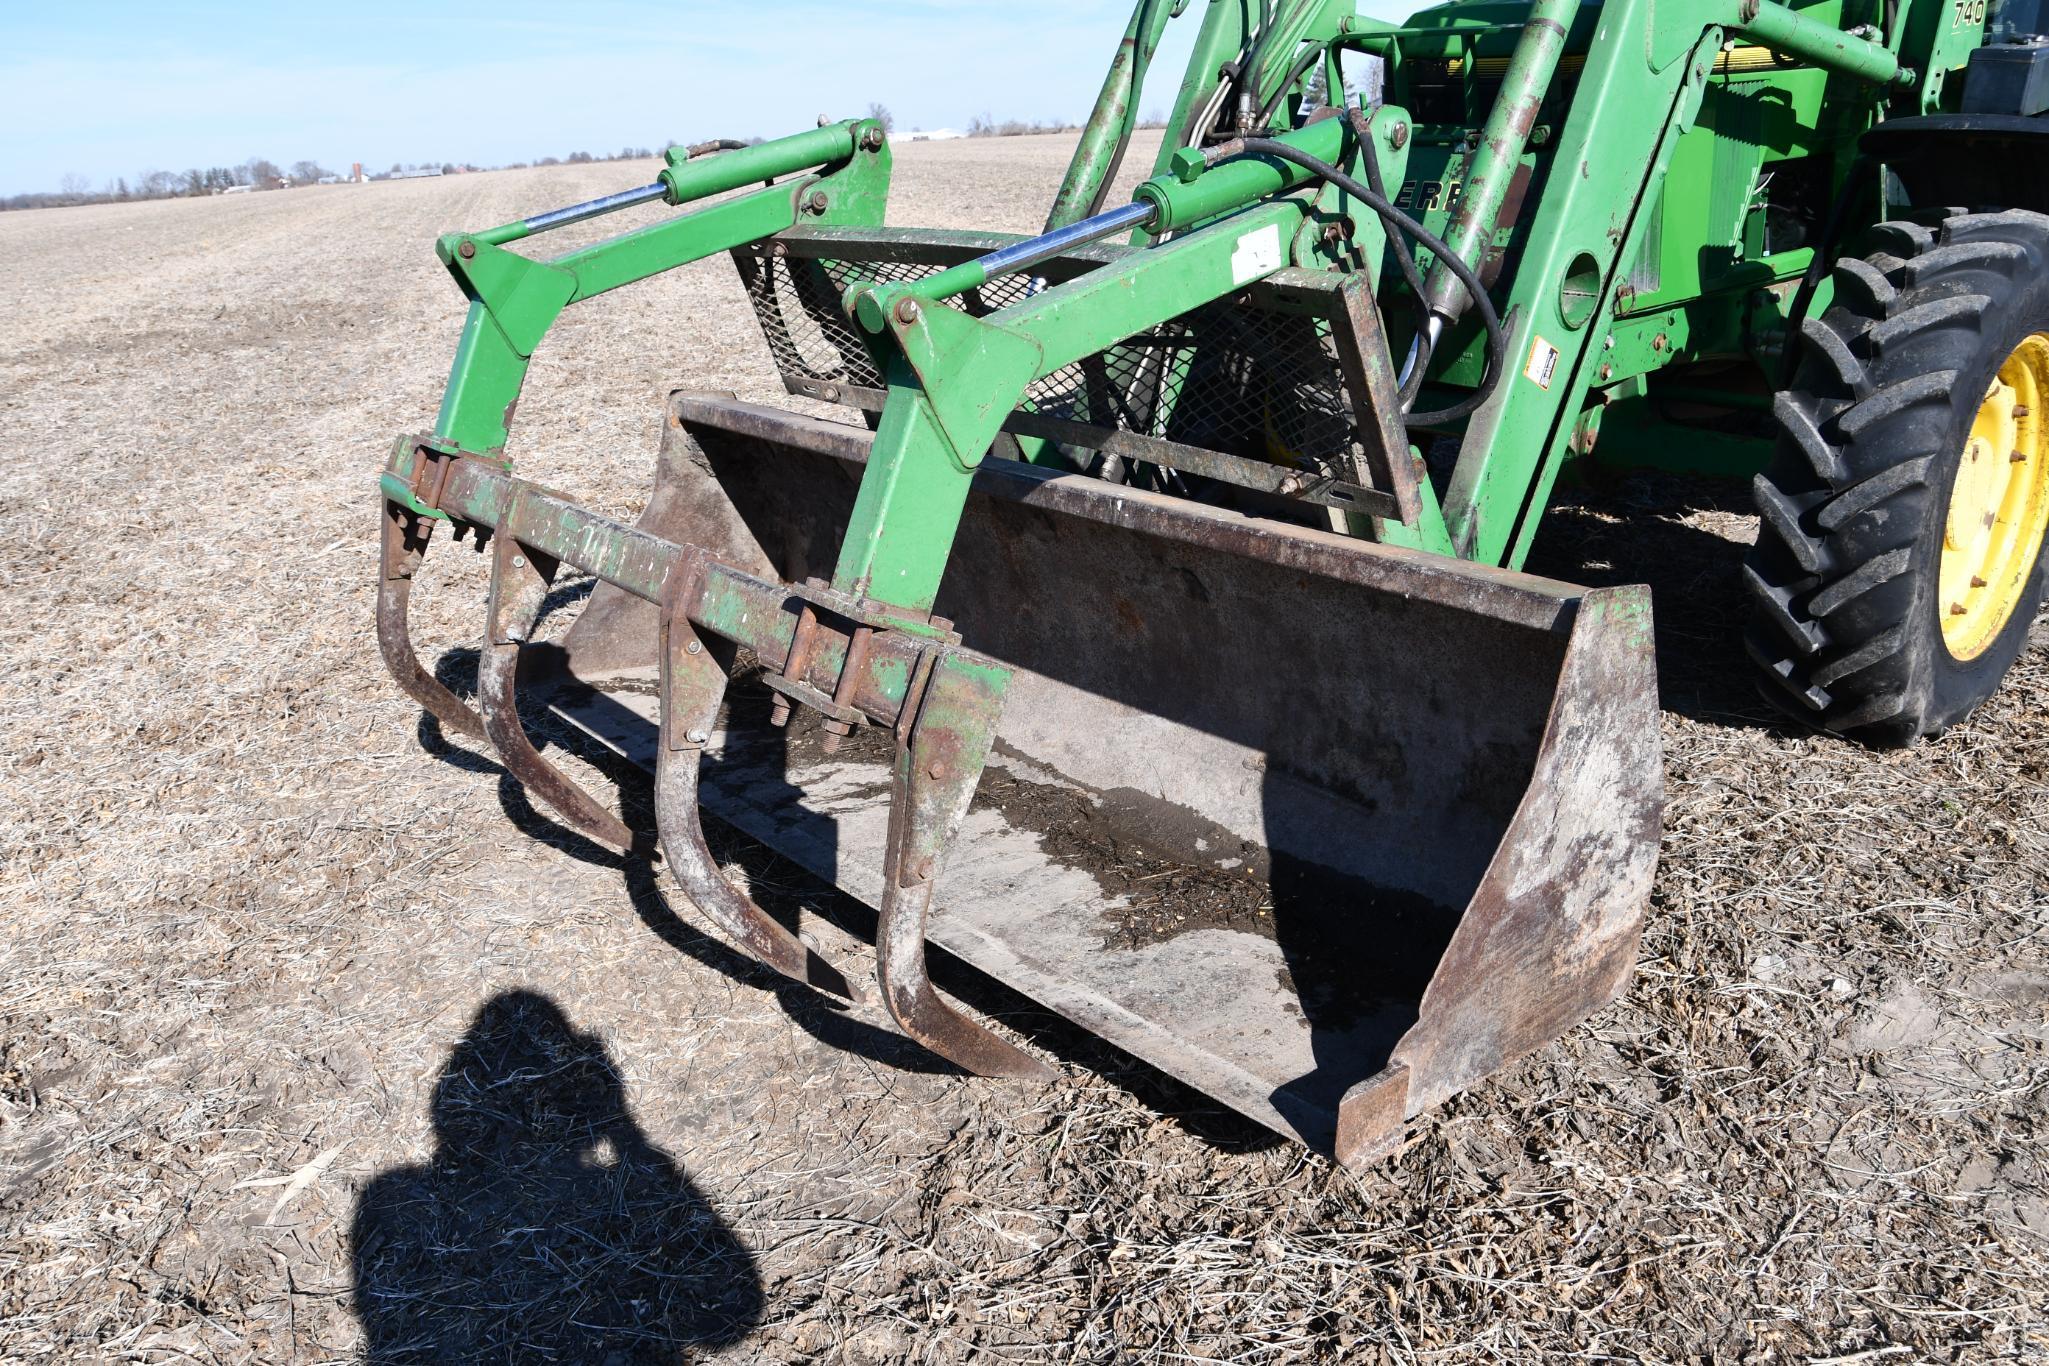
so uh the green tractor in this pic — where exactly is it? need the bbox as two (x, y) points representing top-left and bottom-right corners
(379, 0), (2049, 1165)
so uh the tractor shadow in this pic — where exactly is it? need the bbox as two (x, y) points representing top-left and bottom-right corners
(1525, 469), (1811, 735)
(417, 644), (1284, 1155)
(420, 642), (964, 1080)
(350, 989), (763, 1362)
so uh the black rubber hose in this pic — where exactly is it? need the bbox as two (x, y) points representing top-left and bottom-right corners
(1234, 136), (1509, 427)
(1237, 0), (1316, 131)
(1778, 154), (1874, 389)
(1253, 42), (1327, 130)
(1346, 107), (1433, 407)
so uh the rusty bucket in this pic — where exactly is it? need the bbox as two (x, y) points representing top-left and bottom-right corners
(477, 390), (1666, 1166)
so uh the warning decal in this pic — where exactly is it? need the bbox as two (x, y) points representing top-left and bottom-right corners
(1525, 335), (1562, 391)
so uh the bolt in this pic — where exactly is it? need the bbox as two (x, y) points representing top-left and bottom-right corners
(1321, 222), (1344, 244)
(511, 554), (526, 568)
(1652, 334), (1668, 352)
(1972, 575), (1989, 588)
(2016, 404), (2031, 418)
(686, 639), (702, 655)
(1530, 125), (1551, 148)
(1951, 602), (1970, 616)
(894, 297), (922, 325)
(862, 127), (886, 151)
(686, 728), (710, 745)
(1389, 121), (1409, 150)
(769, 697), (793, 728)
(2014, 449), (2030, 464)
(1603, 335), (1615, 350)
(807, 190), (829, 214)
(458, 240), (475, 259)
(927, 760), (946, 781)
(1600, 364), (1614, 381)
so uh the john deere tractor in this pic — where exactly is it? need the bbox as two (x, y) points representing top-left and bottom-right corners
(378, 0), (2049, 1165)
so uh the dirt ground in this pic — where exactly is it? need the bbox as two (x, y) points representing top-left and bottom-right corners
(2, 131), (2045, 1363)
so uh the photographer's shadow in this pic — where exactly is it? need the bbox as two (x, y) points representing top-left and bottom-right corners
(350, 990), (762, 1363)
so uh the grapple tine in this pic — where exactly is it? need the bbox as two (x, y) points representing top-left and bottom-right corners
(875, 653), (1055, 1080)
(377, 500), (486, 741)
(479, 528), (650, 857)
(655, 564), (869, 1004)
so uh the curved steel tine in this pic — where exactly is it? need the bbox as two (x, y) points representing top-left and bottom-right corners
(875, 655), (1054, 1080)
(478, 530), (650, 857)
(656, 565), (868, 1004)
(378, 500), (486, 741)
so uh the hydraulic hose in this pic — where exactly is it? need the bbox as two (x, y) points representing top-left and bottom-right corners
(1253, 42), (1329, 131)
(1229, 136), (1509, 427)
(1346, 107), (1433, 409)
(1778, 154), (1875, 388)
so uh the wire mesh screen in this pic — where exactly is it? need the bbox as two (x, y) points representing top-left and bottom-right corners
(733, 236), (1368, 485)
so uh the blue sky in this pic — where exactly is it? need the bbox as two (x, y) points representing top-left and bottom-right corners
(0, 2), (1421, 195)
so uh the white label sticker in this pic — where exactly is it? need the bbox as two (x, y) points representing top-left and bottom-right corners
(1524, 335), (1562, 390)
(1229, 223), (1283, 284)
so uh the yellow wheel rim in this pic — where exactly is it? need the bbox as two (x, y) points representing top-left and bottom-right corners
(1939, 333), (2049, 661)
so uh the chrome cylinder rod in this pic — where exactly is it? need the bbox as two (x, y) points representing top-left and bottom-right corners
(478, 181), (669, 247)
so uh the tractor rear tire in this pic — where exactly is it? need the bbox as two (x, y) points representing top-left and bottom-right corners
(1746, 211), (2049, 744)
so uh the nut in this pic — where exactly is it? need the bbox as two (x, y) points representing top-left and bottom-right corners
(894, 297), (922, 325)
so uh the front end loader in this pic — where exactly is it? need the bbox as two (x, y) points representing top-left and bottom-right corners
(378, 0), (2049, 1166)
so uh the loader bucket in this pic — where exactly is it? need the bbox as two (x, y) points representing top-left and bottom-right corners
(515, 392), (1662, 1164)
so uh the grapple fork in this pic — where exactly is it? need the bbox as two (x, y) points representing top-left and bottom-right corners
(653, 559), (868, 1005)
(377, 501), (485, 743)
(479, 525), (650, 857)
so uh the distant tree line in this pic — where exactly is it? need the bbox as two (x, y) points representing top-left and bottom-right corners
(967, 113), (1087, 137)
(2, 130), (1104, 212)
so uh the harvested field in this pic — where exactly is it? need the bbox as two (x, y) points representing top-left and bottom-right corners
(1, 130), (2046, 1362)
